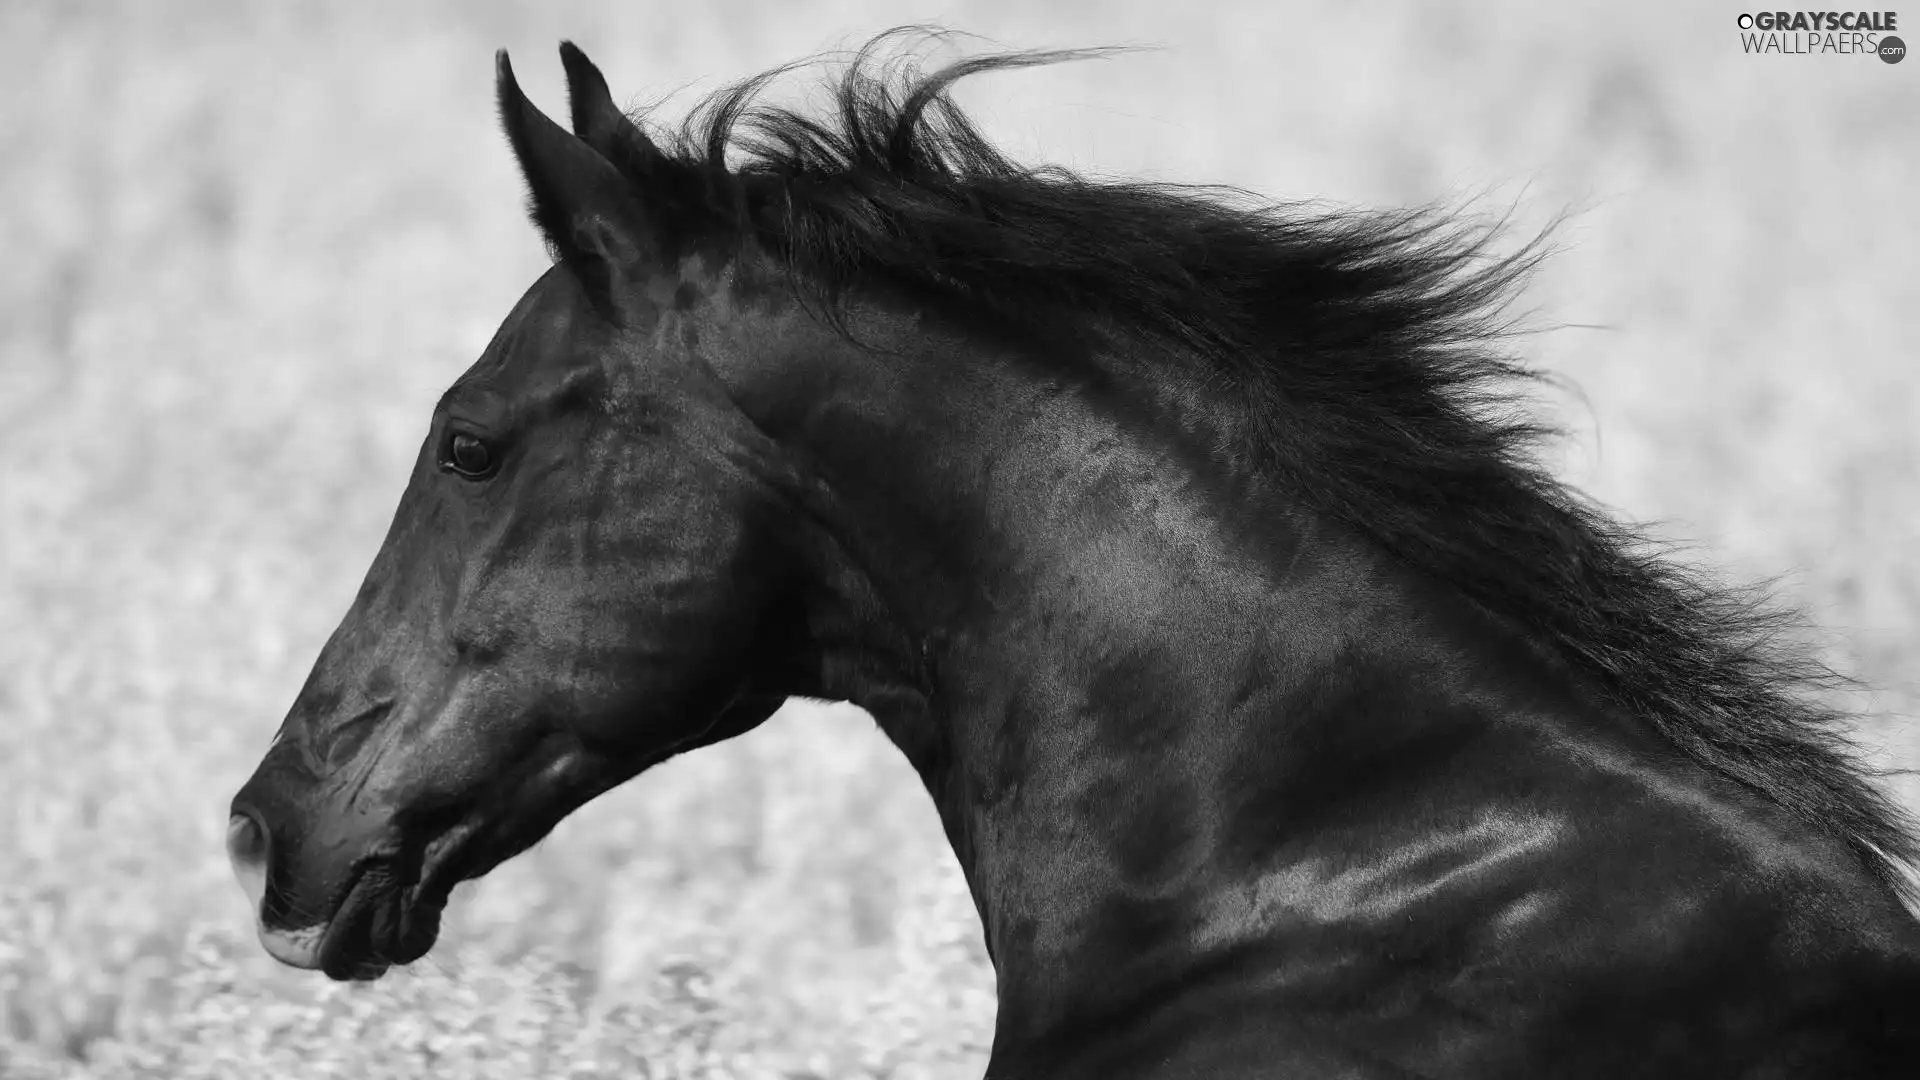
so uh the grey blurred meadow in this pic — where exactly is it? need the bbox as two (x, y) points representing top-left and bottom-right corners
(2, 1), (1915, 1077)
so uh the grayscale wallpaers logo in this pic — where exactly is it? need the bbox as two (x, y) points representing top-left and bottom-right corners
(1736, 11), (1905, 60)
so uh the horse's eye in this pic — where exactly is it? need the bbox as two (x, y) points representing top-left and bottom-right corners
(446, 433), (494, 478)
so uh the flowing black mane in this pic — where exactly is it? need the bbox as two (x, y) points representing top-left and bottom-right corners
(598, 32), (1915, 892)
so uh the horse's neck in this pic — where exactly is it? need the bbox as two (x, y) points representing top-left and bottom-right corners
(755, 321), (1618, 1030)
(726, 306), (1920, 1069)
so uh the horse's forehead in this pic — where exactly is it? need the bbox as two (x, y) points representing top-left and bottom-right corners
(463, 265), (596, 387)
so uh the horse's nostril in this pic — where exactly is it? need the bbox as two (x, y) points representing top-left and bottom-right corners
(227, 812), (269, 876)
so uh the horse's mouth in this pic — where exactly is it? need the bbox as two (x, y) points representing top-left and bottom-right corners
(314, 863), (425, 980)
(254, 741), (612, 980)
(312, 823), (479, 981)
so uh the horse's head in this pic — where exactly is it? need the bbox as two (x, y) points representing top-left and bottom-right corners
(227, 46), (811, 978)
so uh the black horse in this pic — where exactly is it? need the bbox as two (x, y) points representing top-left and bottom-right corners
(228, 35), (1920, 1078)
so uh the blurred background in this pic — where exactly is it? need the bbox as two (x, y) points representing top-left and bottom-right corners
(1, 1), (1914, 1077)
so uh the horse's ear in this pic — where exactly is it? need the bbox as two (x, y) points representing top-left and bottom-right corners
(557, 41), (668, 182)
(495, 49), (653, 321)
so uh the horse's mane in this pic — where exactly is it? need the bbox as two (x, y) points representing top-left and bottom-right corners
(608, 30), (1916, 893)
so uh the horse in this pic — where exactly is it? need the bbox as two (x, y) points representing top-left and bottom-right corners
(227, 34), (1920, 1078)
